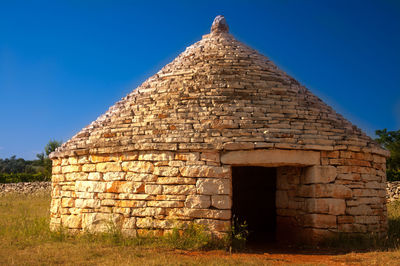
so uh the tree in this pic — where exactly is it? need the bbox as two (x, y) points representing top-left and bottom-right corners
(35, 139), (62, 178)
(45, 139), (62, 157)
(375, 129), (400, 181)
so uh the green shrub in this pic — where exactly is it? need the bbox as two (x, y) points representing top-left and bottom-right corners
(164, 223), (215, 250)
(0, 173), (50, 183)
(227, 218), (249, 251)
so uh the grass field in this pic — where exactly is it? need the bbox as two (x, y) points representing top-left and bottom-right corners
(1, 193), (400, 265)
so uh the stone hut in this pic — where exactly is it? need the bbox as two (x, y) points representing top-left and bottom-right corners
(49, 16), (389, 244)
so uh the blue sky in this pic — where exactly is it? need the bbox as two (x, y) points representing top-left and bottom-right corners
(0, 0), (399, 160)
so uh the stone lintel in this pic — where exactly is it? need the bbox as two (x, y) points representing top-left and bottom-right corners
(221, 149), (320, 166)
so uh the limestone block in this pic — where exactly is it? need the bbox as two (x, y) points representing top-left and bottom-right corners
(75, 181), (106, 193)
(352, 189), (380, 197)
(196, 178), (231, 195)
(175, 152), (200, 161)
(298, 184), (352, 199)
(126, 173), (157, 182)
(163, 185), (196, 195)
(61, 198), (74, 208)
(303, 214), (337, 229)
(338, 223), (367, 233)
(67, 157), (78, 165)
(75, 192), (95, 199)
(145, 184), (163, 195)
(96, 162), (121, 172)
(88, 172), (102, 181)
(122, 217), (137, 229)
(337, 173), (361, 181)
(155, 195), (186, 201)
(115, 200), (141, 208)
(131, 207), (164, 217)
(136, 217), (154, 228)
(65, 172), (87, 181)
(82, 213), (122, 232)
(361, 174), (381, 181)
(354, 215), (379, 224)
(103, 172), (126, 181)
(346, 204), (373, 215)
(52, 174), (64, 182)
(275, 191), (289, 209)
(53, 166), (62, 174)
(157, 177), (196, 185)
(106, 181), (135, 193)
(120, 152), (139, 161)
(305, 198), (346, 215)
(170, 208), (231, 220)
(147, 201), (184, 208)
(302, 166), (337, 184)
(138, 151), (174, 161)
(62, 165), (80, 173)
(75, 199), (101, 209)
(61, 214), (82, 229)
(77, 156), (89, 164)
(89, 155), (109, 163)
(153, 166), (179, 176)
(185, 195), (211, 209)
(221, 149), (320, 166)
(82, 164), (96, 172)
(113, 207), (131, 216)
(211, 195), (231, 209)
(101, 199), (116, 206)
(338, 215), (355, 224)
(201, 152), (220, 163)
(180, 165), (230, 178)
(50, 199), (60, 214)
(121, 161), (154, 173)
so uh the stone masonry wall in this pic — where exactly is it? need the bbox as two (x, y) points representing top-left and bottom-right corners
(50, 151), (231, 236)
(51, 148), (388, 243)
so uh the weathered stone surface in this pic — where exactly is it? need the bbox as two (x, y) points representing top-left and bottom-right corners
(305, 198), (346, 215)
(121, 161), (154, 173)
(298, 184), (352, 199)
(103, 172), (126, 181)
(211, 195), (231, 209)
(185, 195), (211, 209)
(180, 166), (230, 178)
(75, 199), (101, 209)
(196, 178), (230, 195)
(303, 214), (337, 229)
(221, 150), (320, 166)
(82, 213), (122, 232)
(145, 184), (162, 195)
(163, 185), (196, 195)
(61, 214), (82, 229)
(302, 166), (337, 184)
(75, 181), (106, 193)
(153, 166), (179, 176)
(138, 151), (174, 161)
(96, 162), (121, 172)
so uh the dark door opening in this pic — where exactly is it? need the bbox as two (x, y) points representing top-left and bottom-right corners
(232, 166), (277, 243)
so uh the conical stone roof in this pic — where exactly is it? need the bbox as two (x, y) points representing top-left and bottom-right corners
(51, 16), (387, 159)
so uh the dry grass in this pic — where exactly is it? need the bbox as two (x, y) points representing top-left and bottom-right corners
(1, 193), (400, 265)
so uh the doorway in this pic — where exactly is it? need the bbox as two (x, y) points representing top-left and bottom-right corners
(232, 166), (277, 243)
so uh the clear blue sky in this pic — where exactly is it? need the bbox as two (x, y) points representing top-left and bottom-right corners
(0, 0), (399, 160)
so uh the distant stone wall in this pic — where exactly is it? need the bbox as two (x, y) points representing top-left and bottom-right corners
(0, 182), (51, 194)
(387, 182), (400, 202)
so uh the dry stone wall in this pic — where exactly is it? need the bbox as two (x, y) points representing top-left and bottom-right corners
(50, 151), (231, 236)
(50, 148), (388, 243)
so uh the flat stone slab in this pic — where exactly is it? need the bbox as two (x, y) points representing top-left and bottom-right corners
(221, 149), (320, 166)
